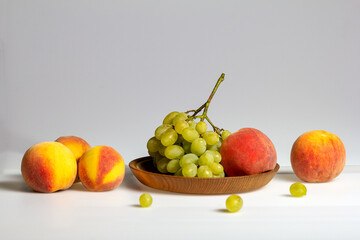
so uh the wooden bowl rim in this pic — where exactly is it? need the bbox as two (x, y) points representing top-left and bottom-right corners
(129, 156), (280, 180)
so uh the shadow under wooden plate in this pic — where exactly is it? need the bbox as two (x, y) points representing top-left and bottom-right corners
(129, 156), (280, 194)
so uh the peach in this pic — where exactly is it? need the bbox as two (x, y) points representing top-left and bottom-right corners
(55, 136), (91, 182)
(78, 146), (125, 191)
(21, 142), (77, 193)
(55, 136), (91, 160)
(220, 128), (277, 176)
(291, 130), (346, 182)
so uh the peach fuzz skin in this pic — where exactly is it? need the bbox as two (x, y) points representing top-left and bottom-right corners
(21, 142), (77, 193)
(220, 128), (277, 176)
(55, 136), (91, 182)
(291, 130), (346, 183)
(78, 146), (125, 191)
(55, 136), (91, 160)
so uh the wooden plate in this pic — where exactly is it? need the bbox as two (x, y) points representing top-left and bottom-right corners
(129, 156), (280, 194)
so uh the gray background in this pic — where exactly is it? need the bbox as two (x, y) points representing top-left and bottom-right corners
(1, 0), (359, 170)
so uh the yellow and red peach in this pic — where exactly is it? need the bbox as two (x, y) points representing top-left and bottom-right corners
(55, 136), (91, 182)
(78, 146), (125, 191)
(21, 142), (77, 193)
(220, 128), (277, 176)
(55, 136), (91, 160)
(291, 130), (346, 182)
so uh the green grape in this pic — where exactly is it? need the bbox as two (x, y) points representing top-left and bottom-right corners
(221, 130), (231, 141)
(158, 145), (166, 156)
(149, 151), (162, 161)
(207, 144), (218, 151)
(182, 163), (197, 177)
(226, 195), (243, 213)
(202, 131), (220, 146)
(182, 127), (199, 142)
(213, 172), (225, 178)
(172, 112), (188, 125)
(139, 193), (152, 208)
(191, 138), (207, 156)
(175, 134), (184, 145)
(198, 151), (214, 166)
(163, 111), (179, 124)
(174, 168), (183, 176)
(212, 140), (222, 151)
(174, 120), (189, 134)
(167, 159), (181, 173)
(147, 137), (162, 152)
(210, 162), (224, 175)
(196, 121), (207, 134)
(157, 158), (169, 173)
(164, 145), (184, 160)
(188, 120), (196, 129)
(155, 124), (173, 140)
(148, 150), (158, 158)
(207, 150), (222, 163)
(289, 183), (307, 197)
(179, 153), (198, 167)
(150, 151), (162, 167)
(161, 129), (178, 146)
(182, 140), (191, 153)
(197, 165), (213, 178)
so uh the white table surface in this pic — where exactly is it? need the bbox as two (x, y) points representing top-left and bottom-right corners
(0, 164), (359, 240)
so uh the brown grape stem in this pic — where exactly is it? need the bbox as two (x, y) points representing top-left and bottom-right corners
(185, 103), (206, 116)
(201, 73), (225, 120)
(187, 73), (225, 135)
(205, 116), (223, 135)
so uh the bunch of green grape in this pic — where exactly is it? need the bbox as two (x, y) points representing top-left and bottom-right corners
(147, 111), (231, 178)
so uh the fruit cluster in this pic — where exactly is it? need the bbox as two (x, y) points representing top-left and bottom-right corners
(145, 74), (233, 178)
(21, 136), (125, 193)
(147, 111), (231, 177)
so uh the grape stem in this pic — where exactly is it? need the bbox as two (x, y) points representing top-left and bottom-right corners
(187, 73), (225, 135)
